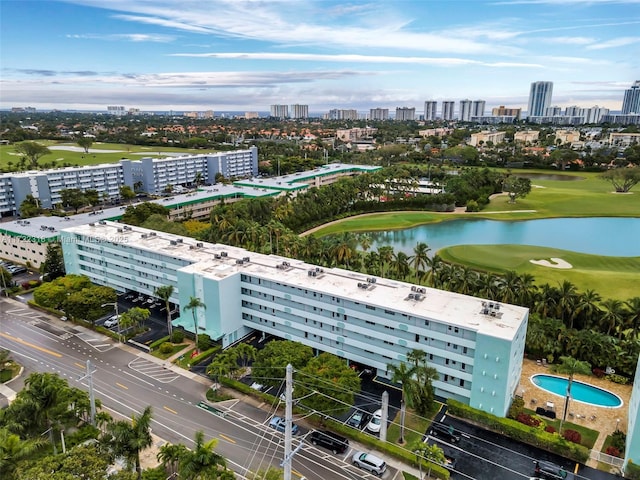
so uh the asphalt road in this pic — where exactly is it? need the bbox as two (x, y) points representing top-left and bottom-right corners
(0, 298), (400, 480)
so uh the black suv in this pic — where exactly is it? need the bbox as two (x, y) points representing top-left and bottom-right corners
(309, 430), (349, 454)
(534, 460), (574, 480)
(428, 423), (461, 443)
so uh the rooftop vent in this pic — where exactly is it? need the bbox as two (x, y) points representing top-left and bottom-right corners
(214, 254), (221, 259)
(220, 251), (228, 257)
(308, 269), (317, 277)
(243, 256), (250, 262)
(141, 234), (148, 239)
(117, 228), (123, 233)
(170, 240), (177, 246)
(367, 277), (377, 284)
(235, 259), (244, 265)
(196, 242), (203, 248)
(149, 232), (157, 236)
(176, 238), (183, 243)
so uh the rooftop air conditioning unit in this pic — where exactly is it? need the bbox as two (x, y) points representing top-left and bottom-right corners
(221, 252), (228, 257)
(214, 254), (221, 259)
(89, 223), (95, 226)
(176, 239), (183, 243)
(141, 234), (148, 239)
(170, 240), (177, 246)
(243, 257), (250, 262)
(235, 259), (244, 265)
(411, 286), (417, 292)
(150, 232), (157, 236)
(99, 221), (106, 225)
(196, 242), (203, 248)
(117, 228), (123, 233)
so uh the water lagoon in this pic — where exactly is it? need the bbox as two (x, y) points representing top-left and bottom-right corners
(365, 217), (640, 257)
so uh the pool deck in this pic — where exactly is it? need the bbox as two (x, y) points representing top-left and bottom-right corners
(517, 358), (631, 468)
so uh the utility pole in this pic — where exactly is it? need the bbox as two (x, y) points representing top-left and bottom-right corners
(78, 359), (97, 426)
(380, 391), (389, 443)
(280, 364), (303, 480)
(284, 363), (293, 480)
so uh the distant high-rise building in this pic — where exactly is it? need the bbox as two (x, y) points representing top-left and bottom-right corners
(291, 104), (309, 119)
(564, 106), (581, 116)
(459, 99), (473, 121)
(472, 100), (486, 118)
(545, 106), (562, 116)
(622, 81), (640, 114)
(584, 106), (609, 124)
(270, 104), (289, 119)
(441, 101), (455, 120)
(424, 101), (437, 121)
(395, 107), (416, 121)
(107, 106), (126, 116)
(492, 105), (521, 119)
(327, 109), (358, 120)
(527, 81), (553, 117)
(370, 108), (389, 121)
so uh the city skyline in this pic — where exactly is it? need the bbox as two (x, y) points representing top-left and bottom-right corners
(1, 0), (639, 112)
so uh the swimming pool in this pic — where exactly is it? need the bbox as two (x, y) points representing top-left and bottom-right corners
(530, 374), (623, 408)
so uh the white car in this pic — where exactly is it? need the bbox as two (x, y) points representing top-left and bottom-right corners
(366, 409), (383, 433)
(104, 315), (120, 328)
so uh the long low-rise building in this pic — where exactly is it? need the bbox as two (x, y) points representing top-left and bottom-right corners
(0, 163), (381, 267)
(0, 147), (259, 216)
(61, 220), (529, 417)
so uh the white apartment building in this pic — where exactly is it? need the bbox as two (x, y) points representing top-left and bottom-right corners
(369, 108), (389, 121)
(336, 128), (378, 142)
(442, 101), (455, 121)
(469, 131), (506, 147)
(395, 107), (416, 121)
(61, 221), (529, 417)
(291, 104), (309, 119)
(270, 105), (289, 119)
(459, 100), (473, 122)
(609, 132), (640, 148)
(424, 101), (437, 121)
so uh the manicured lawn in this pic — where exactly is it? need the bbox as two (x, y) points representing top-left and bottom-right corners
(0, 141), (213, 170)
(438, 245), (640, 301)
(386, 407), (437, 446)
(310, 170), (640, 299)
(523, 408), (599, 449)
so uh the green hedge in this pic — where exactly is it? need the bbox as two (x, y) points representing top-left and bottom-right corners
(189, 346), (220, 366)
(219, 377), (450, 479)
(27, 300), (66, 319)
(626, 461), (640, 480)
(447, 399), (589, 463)
(149, 335), (171, 351)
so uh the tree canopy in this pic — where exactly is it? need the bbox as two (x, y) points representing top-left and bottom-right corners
(599, 167), (640, 193)
(251, 340), (313, 388)
(14, 141), (50, 169)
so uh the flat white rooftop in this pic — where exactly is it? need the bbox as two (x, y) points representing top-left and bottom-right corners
(64, 221), (528, 341)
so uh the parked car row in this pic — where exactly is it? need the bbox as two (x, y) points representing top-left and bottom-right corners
(267, 416), (386, 477)
(0, 260), (27, 276)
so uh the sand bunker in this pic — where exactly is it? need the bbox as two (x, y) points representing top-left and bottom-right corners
(529, 257), (573, 269)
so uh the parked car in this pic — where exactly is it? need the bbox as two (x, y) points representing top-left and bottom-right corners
(366, 409), (383, 433)
(347, 410), (368, 429)
(352, 451), (386, 476)
(104, 315), (120, 328)
(309, 430), (349, 454)
(268, 416), (299, 434)
(533, 460), (574, 480)
(428, 422), (461, 443)
(8, 266), (26, 275)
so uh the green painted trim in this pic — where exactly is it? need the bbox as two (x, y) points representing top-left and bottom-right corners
(0, 228), (58, 243)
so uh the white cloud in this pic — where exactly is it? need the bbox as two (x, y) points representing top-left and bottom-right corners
(586, 36), (640, 49)
(66, 33), (176, 42)
(169, 52), (544, 68)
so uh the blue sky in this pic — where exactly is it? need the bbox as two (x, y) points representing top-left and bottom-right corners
(1, 0), (639, 113)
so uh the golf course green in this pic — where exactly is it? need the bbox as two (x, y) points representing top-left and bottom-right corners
(311, 171), (640, 300)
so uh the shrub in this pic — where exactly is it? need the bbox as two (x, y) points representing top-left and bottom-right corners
(171, 330), (185, 343)
(159, 342), (174, 354)
(606, 373), (629, 385)
(563, 429), (582, 444)
(197, 333), (212, 350)
(626, 460), (640, 480)
(516, 413), (541, 428)
(592, 368), (605, 378)
(171, 330), (184, 343)
(149, 335), (170, 350)
(605, 446), (621, 458)
(545, 425), (556, 434)
(465, 200), (479, 212)
(611, 429), (626, 451)
(507, 397), (525, 419)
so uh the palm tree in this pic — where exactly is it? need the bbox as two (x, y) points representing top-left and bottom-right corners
(155, 285), (175, 339)
(157, 442), (189, 478)
(556, 280), (578, 328)
(573, 289), (602, 330)
(108, 406), (153, 480)
(377, 246), (394, 278)
(232, 343), (257, 368)
(180, 430), (229, 480)
(184, 297), (206, 350)
(410, 242), (431, 282)
(387, 361), (416, 444)
(624, 296), (640, 336)
(411, 440), (445, 480)
(551, 356), (591, 434)
(600, 298), (626, 337)
(391, 251), (410, 280)
(0, 428), (45, 478)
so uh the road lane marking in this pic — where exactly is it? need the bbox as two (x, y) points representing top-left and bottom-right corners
(163, 405), (178, 415)
(292, 470), (304, 478)
(219, 433), (236, 444)
(75, 362), (85, 369)
(0, 332), (62, 357)
(116, 383), (129, 390)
